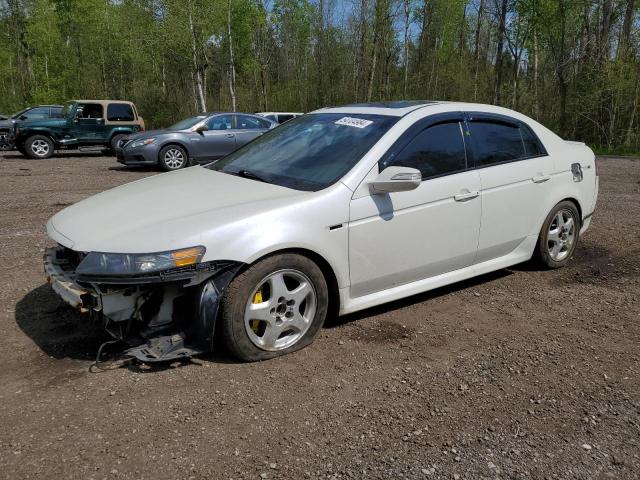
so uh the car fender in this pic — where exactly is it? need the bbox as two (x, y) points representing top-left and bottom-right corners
(196, 183), (352, 290)
(108, 127), (138, 142)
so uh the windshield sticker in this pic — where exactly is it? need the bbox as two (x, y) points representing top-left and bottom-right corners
(335, 117), (373, 128)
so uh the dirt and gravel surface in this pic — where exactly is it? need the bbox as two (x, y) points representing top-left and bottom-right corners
(0, 151), (638, 480)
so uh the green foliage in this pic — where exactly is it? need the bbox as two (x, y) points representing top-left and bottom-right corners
(1, 0), (639, 148)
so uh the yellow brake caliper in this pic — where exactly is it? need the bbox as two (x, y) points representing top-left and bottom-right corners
(250, 288), (263, 333)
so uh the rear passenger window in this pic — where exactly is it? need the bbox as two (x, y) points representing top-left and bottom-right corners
(469, 121), (525, 166)
(521, 126), (545, 157)
(236, 115), (271, 129)
(79, 103), (104, 119)
(383, 122), (467, 179)
(50, 107), (63, 118)
(107, 103), (135, 121)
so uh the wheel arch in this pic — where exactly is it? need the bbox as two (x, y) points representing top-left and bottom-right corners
(107, 129), (134, 143)
(157, 141), (191, 164)
(559, 196), (583, 221)
(538, 195), (583, 235)
(237, 247), (341, 322)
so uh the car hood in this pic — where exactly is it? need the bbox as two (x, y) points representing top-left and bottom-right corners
(0, 118), (16, 128)
(48, 166), (307, 254)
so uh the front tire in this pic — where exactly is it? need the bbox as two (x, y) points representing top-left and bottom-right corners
(25, 135), (54, 159)
(219, 254), (329, 361)
(158, 145), (188, 171)
(535, 200), (580, 268)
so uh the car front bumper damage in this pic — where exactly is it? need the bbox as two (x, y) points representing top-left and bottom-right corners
(44, 246), (242, 363)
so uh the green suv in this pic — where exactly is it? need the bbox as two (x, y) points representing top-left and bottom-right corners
(12, 100), (145, 159)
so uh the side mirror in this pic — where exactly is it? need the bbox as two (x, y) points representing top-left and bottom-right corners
(96, 118), (105, 124)
(195, 124), (208, 133)
(369, 166), (421, 194)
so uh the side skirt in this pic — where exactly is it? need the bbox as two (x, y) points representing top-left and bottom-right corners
(339, 235), (537, 315)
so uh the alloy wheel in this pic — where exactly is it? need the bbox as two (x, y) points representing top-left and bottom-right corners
(547, 209), (576, 261)
(164, 148), (185, 169)
(244, 269), (317, 351)
(31, 139), (50, 157)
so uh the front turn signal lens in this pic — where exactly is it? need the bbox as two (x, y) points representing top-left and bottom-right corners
(171, 246), (205, 267)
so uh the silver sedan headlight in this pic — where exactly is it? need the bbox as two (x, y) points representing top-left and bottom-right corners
(76, 246), (205, 276)
(130, 137), (156, 148)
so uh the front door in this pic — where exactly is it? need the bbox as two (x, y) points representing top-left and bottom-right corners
(348, 115), (482, 298)
(465, 114), (555, 264)
(190, 114), (237, 162)
(70, 103), (109, 143)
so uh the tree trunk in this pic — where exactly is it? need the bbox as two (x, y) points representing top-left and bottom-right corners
(493, 0), (508, 104)
(403, 0), (410, 97)
(473, 0), (485, 100)
(618, 0), (636, 58)
(227, 0), (237, 112)
(189, 6), (207, 112)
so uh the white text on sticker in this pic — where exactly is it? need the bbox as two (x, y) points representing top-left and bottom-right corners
(335, 117), (373, 128)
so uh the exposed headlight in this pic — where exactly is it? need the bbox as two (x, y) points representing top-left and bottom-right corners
(76, 246), (205, 276)
(130, 137), (156, 148)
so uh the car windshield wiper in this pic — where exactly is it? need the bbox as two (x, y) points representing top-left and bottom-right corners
(232, 169), (271, 184)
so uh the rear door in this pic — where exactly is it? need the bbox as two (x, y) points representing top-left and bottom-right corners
(234, 114), (271, 147)
(466, 113), (554, 263)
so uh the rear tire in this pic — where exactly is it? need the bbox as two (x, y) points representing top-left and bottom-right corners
(158, 145), (188, 171)
(25, 135), (54, 159)
(219, 253), (329, 361)
(535, 200), (580, 268)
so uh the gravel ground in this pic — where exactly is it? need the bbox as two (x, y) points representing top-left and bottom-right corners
(0, 151), (638, 480)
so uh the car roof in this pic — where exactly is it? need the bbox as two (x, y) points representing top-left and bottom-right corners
(71, 100), (135, 105)
(312, 100), (544, 119)
(199, 112), (265, 117)
(312, 100), (446, 117)
(256, 112), (304, 116)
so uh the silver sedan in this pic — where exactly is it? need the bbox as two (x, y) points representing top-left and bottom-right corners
(116, 112), (276, 171)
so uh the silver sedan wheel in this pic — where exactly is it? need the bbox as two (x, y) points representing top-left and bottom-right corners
(164, 148), (185, 169)
(31, 139), (50, 157)
(244, 269), (317, 351)
(547, 209), (576, 261)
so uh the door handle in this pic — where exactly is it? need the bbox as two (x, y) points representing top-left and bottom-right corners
(532, 174), (551, 183)
(454, 191), (479, 202)
(225, 133), (235, 138)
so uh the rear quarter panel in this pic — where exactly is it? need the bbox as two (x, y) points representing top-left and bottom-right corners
(545, 140), (598, 228)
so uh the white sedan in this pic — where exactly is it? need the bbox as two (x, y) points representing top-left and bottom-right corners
(44, 101), (598, 362)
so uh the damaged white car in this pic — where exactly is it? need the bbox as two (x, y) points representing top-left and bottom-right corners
(44, 101), (598, 362)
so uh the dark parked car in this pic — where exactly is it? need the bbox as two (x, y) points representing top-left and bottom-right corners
(11, 100), (144, 159)
(116, 112), (276, 171)
(0, 105), (63, 150)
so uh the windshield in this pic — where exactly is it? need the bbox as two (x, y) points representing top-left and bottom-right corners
(207, 113), (398, 191)
(168, 115), (207, 130)
(11, 108), (30, 119)
(61, 102), (74, 118)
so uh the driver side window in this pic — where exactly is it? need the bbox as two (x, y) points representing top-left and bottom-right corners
(382, 121), (468, 179)
(206, 115), (233, 130)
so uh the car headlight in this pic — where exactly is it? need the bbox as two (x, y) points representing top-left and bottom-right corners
(76, 246), (205, 276)
(130, 137), (156, 148)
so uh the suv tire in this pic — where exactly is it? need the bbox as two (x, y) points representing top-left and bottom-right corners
(25, 135), (54, 159)
(109, 134), (127, 155)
